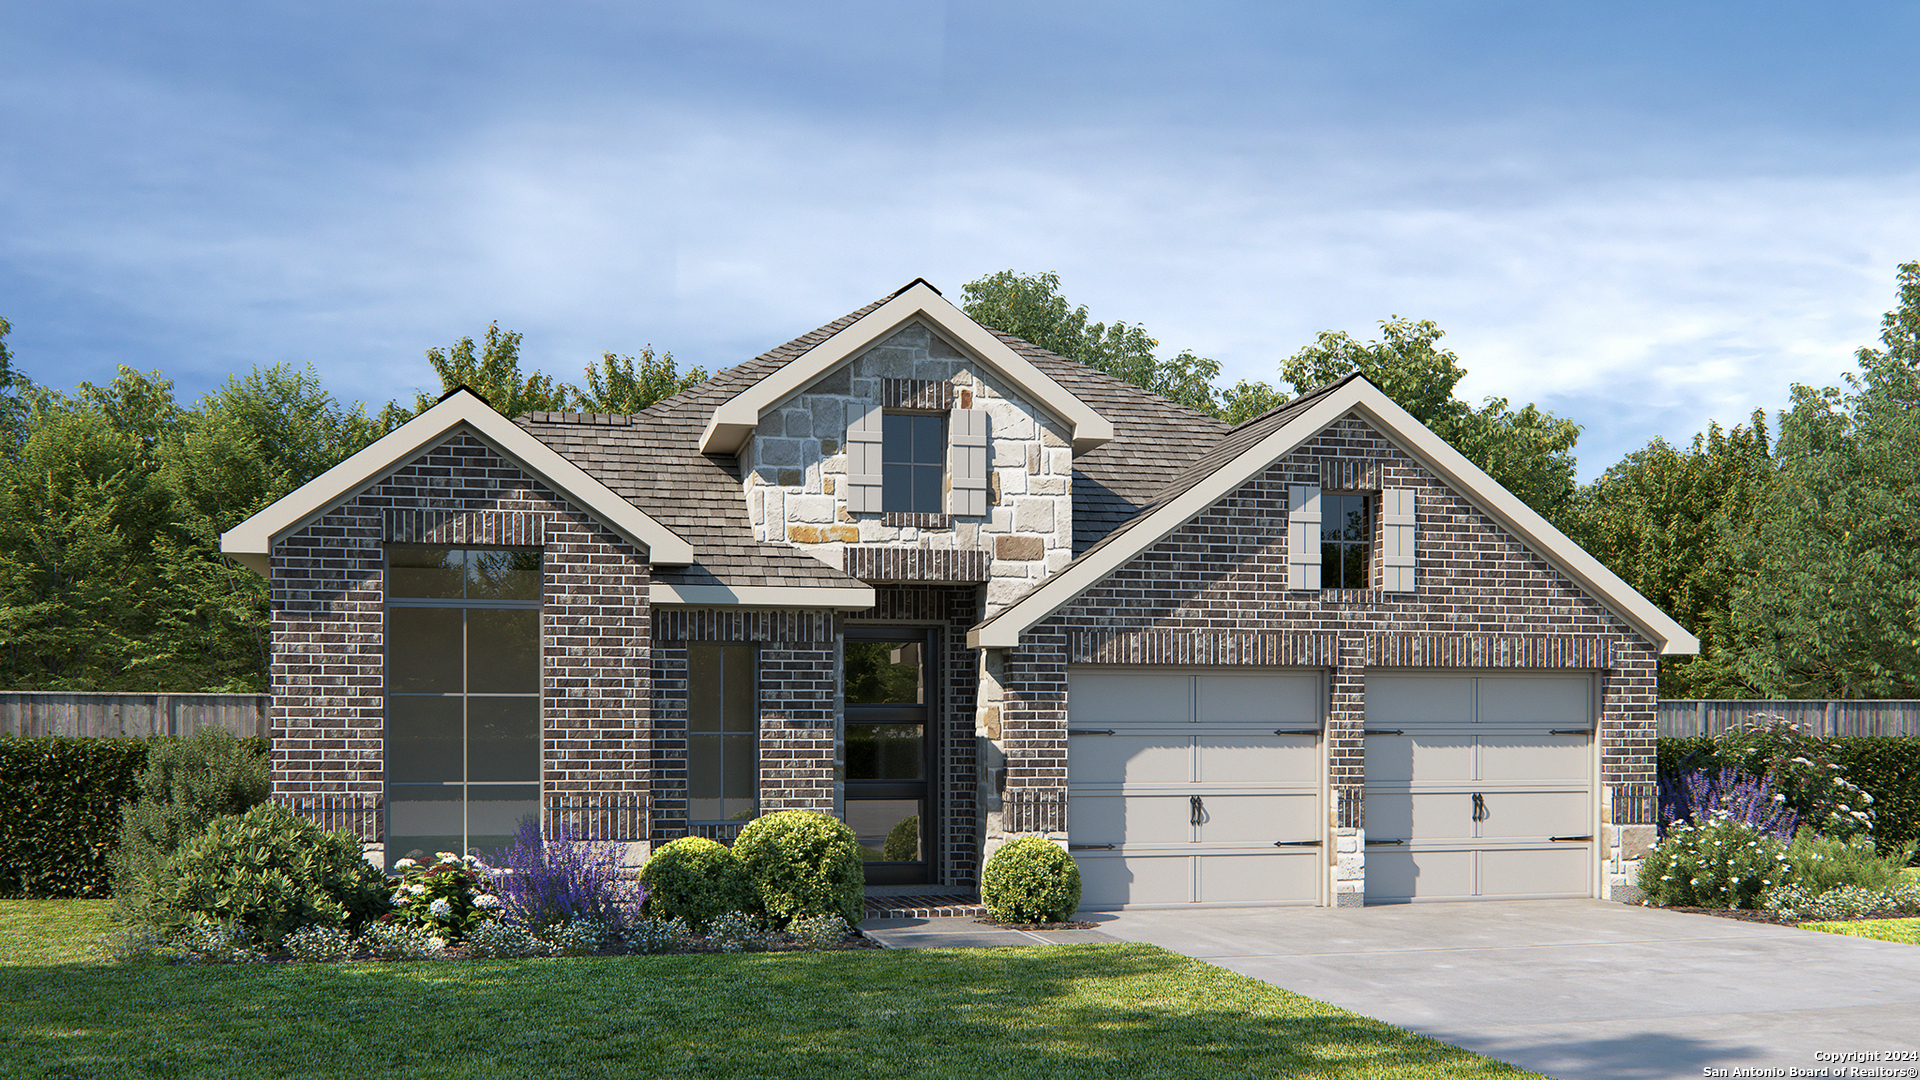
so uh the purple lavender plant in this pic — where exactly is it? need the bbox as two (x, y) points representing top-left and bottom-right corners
(1657, 767), (1800, 841)
(486, 818), (644, 932)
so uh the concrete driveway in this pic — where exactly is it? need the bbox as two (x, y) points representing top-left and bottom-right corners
(1089, 900), (1920, 1080)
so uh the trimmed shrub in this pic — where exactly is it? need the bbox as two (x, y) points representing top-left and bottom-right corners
(732, 810), (864, 927)
(981, 837), (1082, 923)
(0, 736), (151, 898)
(1637, 814), (1790, 909)
(487, 818), (642, 933)
(110, 729), (271, 921)
(639, 836), (753, 932)
(149, 802), (388, 949)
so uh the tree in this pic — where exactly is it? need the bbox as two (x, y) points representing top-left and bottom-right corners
(960, 271), (1223, 414)
(402, 322), (578, 421)
(0, 317), (29, 458)
(1272, 317), (1584, 524)
(576, 347), (707, 413)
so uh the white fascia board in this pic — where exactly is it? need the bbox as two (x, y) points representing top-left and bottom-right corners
(698, 281), (1114, 456)
(648, 582), (876, 609)
(220, 390), (695, 575)
(972, 379), (1699, 656)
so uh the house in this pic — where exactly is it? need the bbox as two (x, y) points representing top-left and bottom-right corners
(222, 279), (1695, 908)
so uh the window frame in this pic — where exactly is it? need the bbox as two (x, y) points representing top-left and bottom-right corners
(1319, 492), (1374, 590)
(879, 410), (947, 516)
(685, 642), (759, 825)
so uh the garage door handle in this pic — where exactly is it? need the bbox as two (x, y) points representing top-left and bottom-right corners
(1190, 795), (1205, 826)
(1365, 838), (1405, 846)
(1275, 728), (1321, 736)
(1549, 835), (1593, 842)
(1363, 728), (1404, 735)
(1274, 840), (1321, 847)
(1472, 793), (1488, 822)
(1068, 728), (1115, 736)
(1068, 843), (1116, 850)
(1549, 729), (1592, 736)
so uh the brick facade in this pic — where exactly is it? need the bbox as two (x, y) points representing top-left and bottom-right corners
(270, 432), (653, 840)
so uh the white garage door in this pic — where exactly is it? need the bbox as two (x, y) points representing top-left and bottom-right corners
(1364, 673), (1595, 903)
(1068, 669), (1324, 910)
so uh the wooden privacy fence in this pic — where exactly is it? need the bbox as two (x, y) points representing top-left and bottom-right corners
(0, 692), (269, 739)
(1657, 699), (1920, 738)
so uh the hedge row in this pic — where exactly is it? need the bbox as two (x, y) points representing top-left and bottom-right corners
(1657, 735), (1920, 859)
(0, 735), (269, 899)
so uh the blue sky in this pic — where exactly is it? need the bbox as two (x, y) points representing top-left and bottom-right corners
(5, 2), (1918, 479)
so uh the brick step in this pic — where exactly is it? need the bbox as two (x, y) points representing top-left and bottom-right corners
(864, 894), (986, 920)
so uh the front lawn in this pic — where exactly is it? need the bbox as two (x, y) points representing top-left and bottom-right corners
(0, 899), (115, 966)
(1, 903), (1540, 1080)
(1800, 917), (1920, 945)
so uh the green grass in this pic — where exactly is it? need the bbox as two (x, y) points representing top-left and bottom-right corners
(0, 899), (116, 966)
(1800, 917), (1920, 944)
(0, 902), (1540, 1080)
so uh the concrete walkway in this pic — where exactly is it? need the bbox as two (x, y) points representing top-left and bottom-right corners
(1091, 900), (1920, 1080)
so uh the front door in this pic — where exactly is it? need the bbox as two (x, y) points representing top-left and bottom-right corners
(844, 629), (935, 886)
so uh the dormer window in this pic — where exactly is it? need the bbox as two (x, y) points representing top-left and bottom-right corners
(882, 413), (946, 514)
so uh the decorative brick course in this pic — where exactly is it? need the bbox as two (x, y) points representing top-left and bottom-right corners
(844, 547), (990, 583)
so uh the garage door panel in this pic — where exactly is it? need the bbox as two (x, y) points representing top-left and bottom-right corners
(1068, 735), (1191, 788)
(1364, 736), (1474, 785)
(1197, 853), (1318, 905)
(1196, 793), (1320, 844)
(1480, 847), (1590, 897)
(1194, 673), (1319, 726)
(1068, 794), (1192, 846)
(1475, 675), (1590, 725)
(1069, 673), (1191, 726)
(1477, 791), (1589, 839)
(1368, 674), (1474, 726)
(1478, 736), (1588, 783)
(1078, 854), (1192, 908)
(1367, 848), (1476, 903)
(1195, 736), (1319, 785)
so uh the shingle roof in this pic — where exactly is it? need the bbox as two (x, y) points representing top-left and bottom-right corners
(517, 284), (1259, 589)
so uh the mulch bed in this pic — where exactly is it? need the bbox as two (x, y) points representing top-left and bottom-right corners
(1661, 905), (1918, 927)
(973, 917), (1099, 930)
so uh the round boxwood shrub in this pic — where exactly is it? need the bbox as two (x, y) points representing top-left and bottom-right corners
(639, 836), (754, 932)
(882, 815), (920, 861)
(982, 837), (1081, 923)
(152, 802), (389, 950)
(732, 810), (863, 927)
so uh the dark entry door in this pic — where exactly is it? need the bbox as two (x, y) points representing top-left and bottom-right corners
(845, 629), (935, 886)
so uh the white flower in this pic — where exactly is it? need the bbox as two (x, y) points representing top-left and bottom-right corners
(394, 858), (418, 869)
(389, 892), (408, 907)
(429, 898), (453, 918)
(408, 883), (428, 896)
(475, 894), (502, 910)
(437, 852), (461, 864)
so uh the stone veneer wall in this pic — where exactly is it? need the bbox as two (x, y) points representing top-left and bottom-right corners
(989, 414), (1662, 903)
(740, 321), (1074, 614)
(845, 584), (983, 889)
(647, 609), (840, 841)
(271, 433), (653, 828)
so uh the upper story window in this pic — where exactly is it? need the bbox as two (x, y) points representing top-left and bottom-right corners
(1320, 493), (1372, 589)
(882, 412), (945, 514)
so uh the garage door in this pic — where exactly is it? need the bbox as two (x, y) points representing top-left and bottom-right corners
(1068, 669), (1324, 910)
(1364, 673), (1594, 903)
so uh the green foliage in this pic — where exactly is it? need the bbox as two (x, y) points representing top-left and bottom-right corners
(410, 322), (576, 420)
(1659, 719), (1874, 839)
(1828, 736), (1920, 861)
(638, 836), (754, 932)
(0, 737), (150, 898)
(883, 815), (920, 861)
(1276, 318), (1583, 525)
(960, 271), (1223, 415)
(1637, 816), (1789, 909)
(110, 729), (271, 924)
(731, 810), (864, 927)
(1567, 416), (1774, 696)
(981, 837), (1083, 923)
(0, 316), (28, 459)
(577, 347), (708, 413)
(1781, 831), (1915, 894)
(384, 853), (495, 941)
(149, 802), (388, 950)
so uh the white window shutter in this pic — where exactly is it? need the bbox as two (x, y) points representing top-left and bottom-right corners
(1381, 488), (1416, 592)
(1287, 485), (1321, 591)
(845, 404), (884, 513)
(947, 408), (989, 517)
